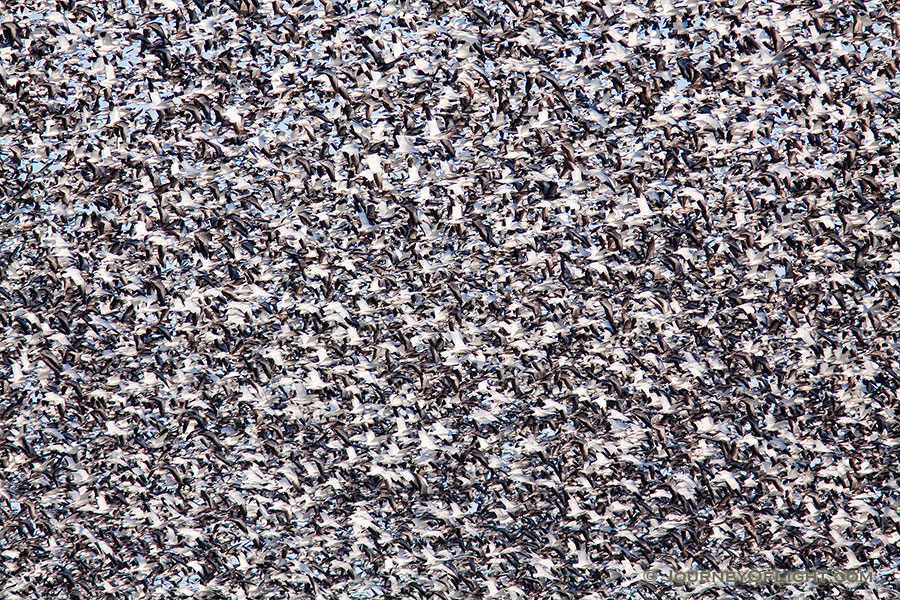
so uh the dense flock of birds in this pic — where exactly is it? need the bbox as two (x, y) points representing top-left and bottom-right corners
(2, 0), (900, 598)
